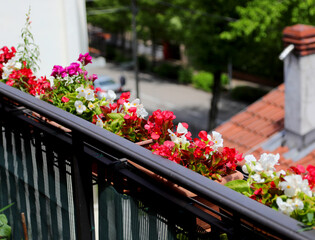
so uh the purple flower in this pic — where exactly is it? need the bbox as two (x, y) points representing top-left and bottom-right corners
(51, 65), (66, 77)
(78, 52), (92, 66)
(66, 62), (81, 76)
(89, 74), (98, 82)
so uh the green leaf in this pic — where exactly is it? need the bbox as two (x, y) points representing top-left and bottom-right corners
(225, 180), (249, 193)
(0, 223), (11, 238)
(307, 212), (314, 223)
(0, 215), (7, 225)
(108, 113), (125, 120)
(0, 203), (14, 213)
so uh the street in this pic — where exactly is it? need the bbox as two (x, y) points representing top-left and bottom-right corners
(87, 60), (250, 137)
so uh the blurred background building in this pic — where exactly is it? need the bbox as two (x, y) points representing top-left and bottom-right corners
(0, 0), (88, 76)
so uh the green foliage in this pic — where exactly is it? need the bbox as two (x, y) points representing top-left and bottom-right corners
(178, 67), (193, 84)
(225, 179), (250, 193)
(231, 85), (269, 103)
(86, 0), (131, 33)
(17, 8), (40, 73)
(192, 71), (229, 92)
(221, 0), (315, 80)
(192, 71), (214, 92)
(221, 73), (229, 86)
(153, 62), (181, 79)
(0, 203), (14, 240)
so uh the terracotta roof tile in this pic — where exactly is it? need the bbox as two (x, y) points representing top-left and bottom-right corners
(247, 101), (267, 113)
(277, 84), (285, 91)
(268, 110), (285, 123)
(263, 89), (283, 104)
(230, 112), (253, 125)
(215, 122), (235, 133)
(257, 122), (283, 137)
(215, 83), (315, 170)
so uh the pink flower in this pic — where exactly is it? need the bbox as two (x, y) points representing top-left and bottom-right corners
(61, 96), (69, 103)
(51, 65), (66, 77)
(78, 52), (92, 66)
(89, 74), (98, 82)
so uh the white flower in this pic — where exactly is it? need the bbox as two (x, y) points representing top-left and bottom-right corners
(64, 75), (75, 85)
(168, 128), (190, 147)
(96, 116), (103, 128)
(75, 100), (86, 114)
(276, 197), (294, 216)
(176, 123), (188, 135)
(279, 174), (312, 197)
(291, 198), (304, 210)
(76, 86), (87, 98)
(85, 89), (95, 101)
(276, 170), (286, 177)
(209, 131), (223, 150)
(179, 135), (190, 146)
(88, 102), (95, 110)
(1, 67), (11, 79)
(14, 61), (22, 69)
(251, 173), (265, 183)
(47, 76), (55, 87)
(137, 106), (148, 118)
(130, 98), (141, 108)
(124, 101), (131, 109)
(242, 155), (257, 174)
(168, 129), (177, 142)
(106, 90), (116, 103)
(124, 98), (148, 118)
(3, 56), (21, 70)
(258, 153), (280, 174)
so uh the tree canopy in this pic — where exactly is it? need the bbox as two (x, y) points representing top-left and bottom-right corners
(86, 0), (315, 81)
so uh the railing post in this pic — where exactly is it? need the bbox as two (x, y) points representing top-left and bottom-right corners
(71, 131), (93, 240)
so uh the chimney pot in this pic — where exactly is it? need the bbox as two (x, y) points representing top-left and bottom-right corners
(283, 24), (315, 56)
(283, 24), (315, 149)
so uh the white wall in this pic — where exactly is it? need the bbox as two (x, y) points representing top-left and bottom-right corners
(0, 0), (88, 76)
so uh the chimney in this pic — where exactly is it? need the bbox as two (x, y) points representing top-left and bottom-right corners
(283, 24), (315, 149)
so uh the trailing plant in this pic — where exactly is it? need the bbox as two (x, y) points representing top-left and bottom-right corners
(0, 203), (14, 239)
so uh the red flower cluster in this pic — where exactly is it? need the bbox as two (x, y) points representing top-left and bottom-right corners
(289, 165), (315, 189)
(151, 128), (244, 181)
(4, 64), (52, 97)
(94, 92), (150, 142)
(28, 76), (51, 97)
(6, 65), (35, 87)
(144, 109), (176, 143)
(0, 46), (16, 75)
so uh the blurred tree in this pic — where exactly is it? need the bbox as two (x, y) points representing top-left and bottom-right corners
(168, 0), (248, 130)
(86, 0), (131, 52)
(221, 0), (315, 81)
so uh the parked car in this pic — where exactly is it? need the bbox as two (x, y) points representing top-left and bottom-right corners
(94, 75), (125, 100)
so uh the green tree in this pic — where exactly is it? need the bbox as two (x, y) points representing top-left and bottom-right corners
(86, 0), (131, 55)
(168, 0), (248, 130)
(221, 0), (315, 81)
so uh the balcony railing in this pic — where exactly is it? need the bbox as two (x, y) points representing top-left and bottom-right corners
(1, 81), (315, 240)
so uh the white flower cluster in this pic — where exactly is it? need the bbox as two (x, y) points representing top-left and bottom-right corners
(167, 124), (223, 152)
(123, 98), (148, 119)
(168, 123), (190, 146)
(276, 174), (313, 215)
(74, 86), (116, 115)
(276, 197), (304, 216)
(1, 56), (21, 79)
(205, 131), (223, 151)
(243, 152), (313, 216)
(242, 153), (280, 183)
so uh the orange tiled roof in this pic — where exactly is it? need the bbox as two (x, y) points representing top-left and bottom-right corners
(215, 83), (315, 170)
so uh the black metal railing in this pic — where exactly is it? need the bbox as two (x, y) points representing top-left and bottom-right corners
(1, 81), (315, 240)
